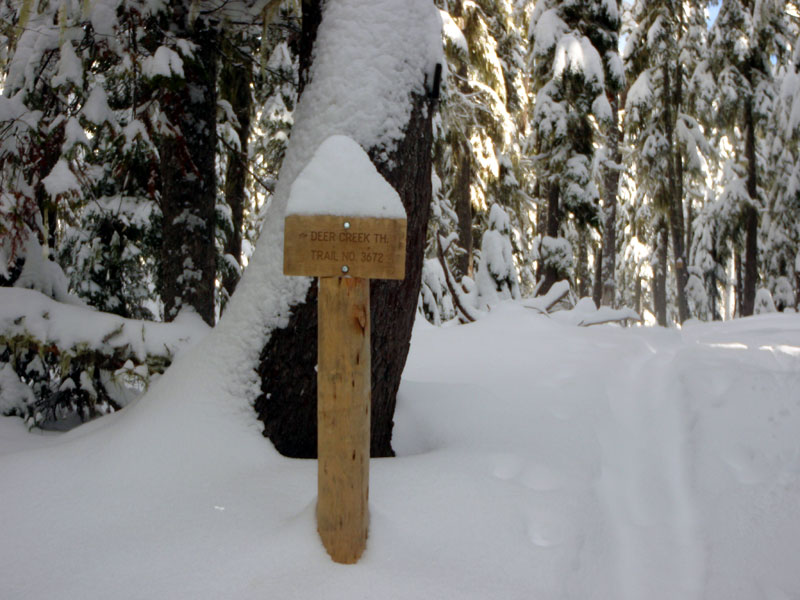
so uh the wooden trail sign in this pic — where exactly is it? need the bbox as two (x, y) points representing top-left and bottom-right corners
(282, 133), (408, 564)
(285, 214), (406, 563)
(284, 215), (406, 280)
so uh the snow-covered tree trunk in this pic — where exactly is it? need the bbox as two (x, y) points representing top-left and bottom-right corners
(251, 0), (441, 458)
(368, 97), (433, 455)
(159, 7), (218, 325)
(258, 104), (434, 458)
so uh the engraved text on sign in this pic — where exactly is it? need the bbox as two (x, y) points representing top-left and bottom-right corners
(284, 215), (406, 280)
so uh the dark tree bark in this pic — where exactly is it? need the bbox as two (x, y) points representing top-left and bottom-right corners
(220, 36), (253, 300)
(368, 96), (433, 457)
(741, 96), (759, 317)
(255, 0), (326, 459)
(600, 93), (621, 308)
(299, 0), (323, 93)
(653, 217), (669, 327)
(534, 180), (543, 283)
(592, 245), (603, 307)
(451, 39), (473, 281)
(734, 250), (743, 317)
(685, 177), (692, 266)
(795, 272), (800, 311)
(539, 182), (560, 296)
(709, 247), (720, 321)
(159, 7), (218, 326)
(576, 227), (589, 298)
(634, 273), (642, 316)
(255, 1), (434, 458)
(453, 139), (473, 279)
(663, 62), (689, 323)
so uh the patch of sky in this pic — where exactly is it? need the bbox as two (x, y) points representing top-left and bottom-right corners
(707, 1), (720, 28)
(619, 0), (722, 52)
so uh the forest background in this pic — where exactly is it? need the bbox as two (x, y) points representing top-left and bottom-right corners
(1, 0), (800, 431)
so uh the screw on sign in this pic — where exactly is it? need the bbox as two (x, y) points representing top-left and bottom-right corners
(283, 136), (407, 564)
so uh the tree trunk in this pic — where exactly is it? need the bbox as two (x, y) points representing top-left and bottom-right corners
(454, 139), (473, 279)
(255, 0), (325, 459)
(576, 227), (588, 298)
(592, 244), (603, 307)
(674, 62), (690, 320)
(534, 180), (543, 283)
(368, 96), (432, 457)
(634, 273), (642, 316)
(741, 96), (759, 317)
(685, 185), (692, 266)
(795, 271), (800, 311)
(451, 46), (473, 280)
(653, 217), (668, 326)
(710, 264), (719, 320)
(663, 62), (689, 323)
(299, 0), (323, 93)
(539, 182), (560, 295)
(255, 1), (434, 458)
(160, 7), (218, 326)
(600, 93), (621, 307)
(734, 250), (743, 317)
(220, 36), (253, 301)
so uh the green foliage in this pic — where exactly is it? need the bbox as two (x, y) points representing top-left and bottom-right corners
(1, 329), (159, 428)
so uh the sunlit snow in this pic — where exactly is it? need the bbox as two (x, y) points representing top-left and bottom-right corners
(2, 305), (799, 599)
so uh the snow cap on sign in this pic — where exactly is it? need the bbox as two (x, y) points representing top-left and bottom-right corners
(286, 135), (406, 220)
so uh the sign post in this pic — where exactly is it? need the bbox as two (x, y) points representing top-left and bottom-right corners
(282, 136), (407, 564)
(284, 215), (406, 564)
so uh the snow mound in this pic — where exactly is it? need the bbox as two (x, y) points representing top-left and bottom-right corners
(2, 305), (800, 599)
(0, 287), (208, 361)
(286, 135), (406, 219)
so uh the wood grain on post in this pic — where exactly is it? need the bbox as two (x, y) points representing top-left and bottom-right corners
(317, 276), (370, 564)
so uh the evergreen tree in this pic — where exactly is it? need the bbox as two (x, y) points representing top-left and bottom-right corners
(762, 26), (800, 310)
(708, 0), (785, 316)
(529, 0), (616, 295)
(624, 0), (709, 324)
(595, 0), (624, 307)
(475, 203), (520, 305)
(432, 0), (530, 286)
(216, 1), (299, 307)
(0, 0), (164, 317)
(0, 0), (276, 324)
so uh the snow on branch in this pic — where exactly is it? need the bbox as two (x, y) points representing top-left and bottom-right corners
(523, 284), (642, 327)
(0, 288), (208, 428)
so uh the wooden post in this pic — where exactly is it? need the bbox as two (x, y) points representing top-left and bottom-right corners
(316, 276), (370, 563)
(284, 211), (406, 566)
(281, 135), (408, 564)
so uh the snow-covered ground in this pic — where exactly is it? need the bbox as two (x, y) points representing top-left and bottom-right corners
(2, 303), (799, 599)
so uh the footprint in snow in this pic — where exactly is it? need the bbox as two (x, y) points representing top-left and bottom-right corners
(492, 455), (565, 492)
(524, 510), (570, 548)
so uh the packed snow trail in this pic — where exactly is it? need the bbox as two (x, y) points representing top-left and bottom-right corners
(597, 342), (705, 600)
